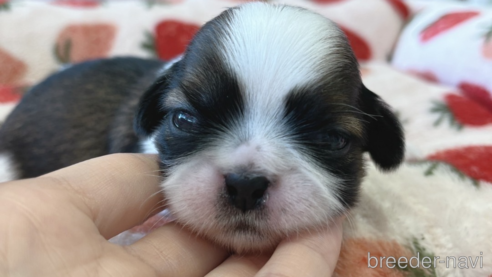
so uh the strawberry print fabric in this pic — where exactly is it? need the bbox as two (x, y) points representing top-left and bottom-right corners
(392, 5), (492, 117)
(362, 62), (492, 185)
(2, 1), (492, 276)
(391, 6), (492, 187)
(428, 146), (492, 183)
(0, 0), (407, 90)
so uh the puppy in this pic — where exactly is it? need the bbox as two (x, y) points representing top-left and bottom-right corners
(0, 3), (404, 252)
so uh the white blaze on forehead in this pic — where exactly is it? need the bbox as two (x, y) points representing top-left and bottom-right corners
(220, 3), (343, 109)
(210, 4), (346, 198)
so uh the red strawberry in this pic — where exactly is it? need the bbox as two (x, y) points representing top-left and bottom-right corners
(428, 146), (492, 184)
(445, 94), (492, 126)
(154, 20), (200, 61)
(0, 47), (27, 86)
(459, 82), (492, 113)
(385, 0), (410, 20)
(339, 26), (371, 61)
(53, 0), (99, 8)
(0, 86), (22, 103)
(55, 23), (116, 64)
(420, 11), (479, 42)
(482, 25), (492, 60)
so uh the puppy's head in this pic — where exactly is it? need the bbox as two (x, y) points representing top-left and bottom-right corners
(135, 3), (404, 253)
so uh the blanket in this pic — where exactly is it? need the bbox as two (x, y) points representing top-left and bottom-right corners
(1, 1), (491, 276)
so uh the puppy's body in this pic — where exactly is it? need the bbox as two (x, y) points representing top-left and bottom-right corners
(0, 3), (403, 252)
(0, 58), (164, 178)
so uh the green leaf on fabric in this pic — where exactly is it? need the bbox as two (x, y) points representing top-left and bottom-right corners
(141, 31), (157, 57)
(394, 238), (437, 277)
(54, 39), (72, 64)
(430, 100), (463, 130)
(0, 2), (11, 11)
(409, 160), (479, 187)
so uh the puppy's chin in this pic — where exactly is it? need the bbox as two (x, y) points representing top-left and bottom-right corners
(204, 213), (283, 253)
(176, 207), (332, 253)
(184, 203), (339, 253)
(161, 154), (344, 253)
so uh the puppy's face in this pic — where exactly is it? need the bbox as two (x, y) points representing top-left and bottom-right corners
(135, 3), (404, 253)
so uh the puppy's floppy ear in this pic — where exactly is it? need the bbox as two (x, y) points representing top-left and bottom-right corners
(359, 85), (404, 171)
(134, 64), (177, 137)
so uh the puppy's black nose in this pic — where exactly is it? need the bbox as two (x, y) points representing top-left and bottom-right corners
(225, 173), (270, 212)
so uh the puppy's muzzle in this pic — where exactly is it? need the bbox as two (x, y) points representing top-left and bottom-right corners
(225, 173), (270, 212)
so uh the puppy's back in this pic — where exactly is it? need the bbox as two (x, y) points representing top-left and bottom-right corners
(0, 57), (164, 179)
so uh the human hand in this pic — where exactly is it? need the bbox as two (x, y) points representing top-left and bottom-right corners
(0, 154), (343, 277)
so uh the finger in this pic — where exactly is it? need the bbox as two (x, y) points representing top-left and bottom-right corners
(255, 217), (344, 277)
(42, 153), (165, 238)
(205, 254), (269, 277)
(125, 223), (229, 277)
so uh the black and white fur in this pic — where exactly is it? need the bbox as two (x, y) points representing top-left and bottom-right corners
(0, 3), (404, 252)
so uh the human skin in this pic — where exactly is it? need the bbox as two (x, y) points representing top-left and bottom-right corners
(0, 154), (343, 277)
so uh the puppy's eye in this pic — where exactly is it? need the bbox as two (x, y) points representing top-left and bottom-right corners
(172, 111), (198, 132)
(315, 132), (348, 151)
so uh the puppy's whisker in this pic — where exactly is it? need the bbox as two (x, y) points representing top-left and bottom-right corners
(344, 213), (356, 231)
(139, 188), (167, 210)
(136, 198), (166, 225)
(329, 103), (381, 119)
(141, 203), (168, 221)
(145, 188), (167, 203)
